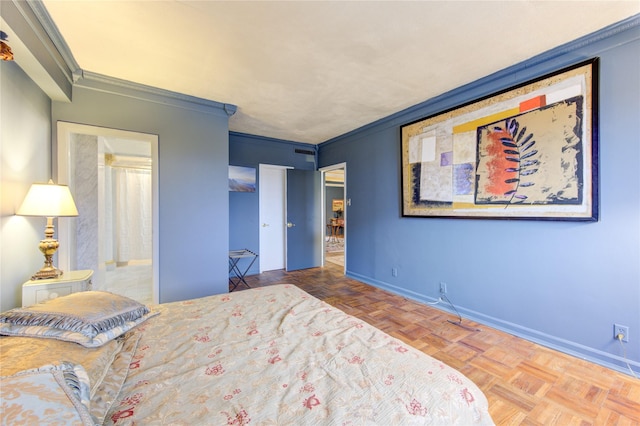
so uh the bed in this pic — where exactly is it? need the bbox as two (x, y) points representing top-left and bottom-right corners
(1, 284), (494, 425)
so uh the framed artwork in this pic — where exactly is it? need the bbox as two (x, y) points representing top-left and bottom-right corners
(401, 58), (598, 221)
(332, 199), (344, 212)
(229, 165), (256, 192)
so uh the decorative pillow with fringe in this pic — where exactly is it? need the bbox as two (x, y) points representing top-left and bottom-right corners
(0, 362), (95, 426)
(0, 334), (124, 398)
(0, 291), (156, 347)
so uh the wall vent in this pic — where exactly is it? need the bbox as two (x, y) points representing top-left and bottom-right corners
(295, 148), (315, 155)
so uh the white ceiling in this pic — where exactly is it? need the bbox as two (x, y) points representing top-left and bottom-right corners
(41, 1), (638, 144)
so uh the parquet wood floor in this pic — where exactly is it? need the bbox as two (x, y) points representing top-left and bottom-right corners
(235, 262), (640, 425)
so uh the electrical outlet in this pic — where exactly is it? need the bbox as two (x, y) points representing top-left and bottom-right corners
(439, 282), (447, 295)
(614, 324), (629, 342)
(392, 268), (398, 277)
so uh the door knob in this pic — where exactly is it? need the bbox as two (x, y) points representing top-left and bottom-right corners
(262, 223), (269, 227)
(287, 222), (296, 228)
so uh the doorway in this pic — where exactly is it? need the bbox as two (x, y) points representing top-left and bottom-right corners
(258, 165), (322, 272)
(56, 122), (159, 304)
(321, 164), (346, 272)
(258, 164), (288, 272)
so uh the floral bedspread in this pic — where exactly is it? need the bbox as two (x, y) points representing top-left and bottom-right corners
(104, 284), (494, 425)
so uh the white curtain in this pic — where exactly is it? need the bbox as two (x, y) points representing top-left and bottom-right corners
(114, 168), (152, 263)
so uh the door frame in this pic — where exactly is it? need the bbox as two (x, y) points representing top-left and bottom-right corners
(258, 164), (291, 272)
(320, 162), (347, 272)
(56, 121), (159, 304)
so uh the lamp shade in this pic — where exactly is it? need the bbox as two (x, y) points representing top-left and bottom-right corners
(17, 180), (78, 217)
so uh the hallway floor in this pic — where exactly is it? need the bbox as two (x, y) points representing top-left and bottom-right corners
(325, 235), (344, 266)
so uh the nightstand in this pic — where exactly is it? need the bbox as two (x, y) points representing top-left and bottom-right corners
(22, 270), (93, 307)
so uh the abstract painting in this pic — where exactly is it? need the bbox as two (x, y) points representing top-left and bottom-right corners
(401, 58), (598, 220)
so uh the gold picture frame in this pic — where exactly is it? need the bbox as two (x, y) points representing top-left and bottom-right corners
(401, 58), (598, 221)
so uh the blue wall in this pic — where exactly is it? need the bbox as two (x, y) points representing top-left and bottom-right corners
(229, 132), (316, 275)
(318, 16), (640, 375)
(1, 60), (53, 312)
(52, 78), (233, 303)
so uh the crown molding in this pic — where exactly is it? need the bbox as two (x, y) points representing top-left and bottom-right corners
(75, 70), (237, 117)
(2, 0), (73, 100)
(230, 131), (316, 150)
(25, 0), (80, 75)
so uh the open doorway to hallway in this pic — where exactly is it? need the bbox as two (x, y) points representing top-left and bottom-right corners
(322, 165), (345, 271)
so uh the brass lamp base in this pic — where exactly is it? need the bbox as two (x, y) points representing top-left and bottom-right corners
(31, 265), (64, 280)
(31, 234), (64, 280)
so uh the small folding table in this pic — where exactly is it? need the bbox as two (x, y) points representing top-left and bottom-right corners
(228, 249), (258, 291)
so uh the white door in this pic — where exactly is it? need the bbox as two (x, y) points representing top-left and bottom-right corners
(259, 165), (287, 272)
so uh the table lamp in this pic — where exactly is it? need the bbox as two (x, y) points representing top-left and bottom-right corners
(17, 180), (79, 279)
